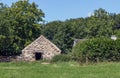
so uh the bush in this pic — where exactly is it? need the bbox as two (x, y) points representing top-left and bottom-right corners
(51, 54), (71, 62)
(72, 38), (120, 63)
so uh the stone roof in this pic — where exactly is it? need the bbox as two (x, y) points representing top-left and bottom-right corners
(73, 39), (87, 47)
(22, 35), (61, 53)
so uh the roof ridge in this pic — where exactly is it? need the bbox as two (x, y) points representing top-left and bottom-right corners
(22, 35), (61, 52)
(39, 35), (61, 51)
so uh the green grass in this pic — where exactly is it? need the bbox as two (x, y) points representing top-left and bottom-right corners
(0, 61), (120, 78)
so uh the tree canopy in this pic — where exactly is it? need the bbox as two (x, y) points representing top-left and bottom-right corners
(0, 0), (44, 56)
(43, 8), (120, 53)
(0, 1), (120, 55)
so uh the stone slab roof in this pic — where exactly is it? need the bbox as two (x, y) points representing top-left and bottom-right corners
(22, 35), (61, 53)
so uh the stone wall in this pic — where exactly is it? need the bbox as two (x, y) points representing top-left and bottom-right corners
(0, 56), (16, 62)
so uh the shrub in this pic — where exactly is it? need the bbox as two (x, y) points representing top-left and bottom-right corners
(51, 54), (71, 62)
(72, 38), (120, 63)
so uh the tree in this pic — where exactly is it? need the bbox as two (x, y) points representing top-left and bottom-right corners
(42, 8), (117, 54)
(0, 3), (15, 55)
(0, 0), (45, 56)
(42, 21), (63, 41)
(85, 8), (114, 38)
(94, 8), (108, 18)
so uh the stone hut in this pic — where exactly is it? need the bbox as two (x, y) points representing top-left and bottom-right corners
(22, 35), (61, 61)
(73, 39), (87, 47)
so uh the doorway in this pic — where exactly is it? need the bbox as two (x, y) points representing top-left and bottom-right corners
(35, 53), (42, 60)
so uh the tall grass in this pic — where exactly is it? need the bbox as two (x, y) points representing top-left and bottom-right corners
(0, 61), (120, 78)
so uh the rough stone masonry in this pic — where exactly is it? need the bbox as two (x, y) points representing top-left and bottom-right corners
(22, 35), (61, 61)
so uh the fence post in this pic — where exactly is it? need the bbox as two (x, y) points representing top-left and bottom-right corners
(96, 57), (99, 63)
(86, 55), (88, 64)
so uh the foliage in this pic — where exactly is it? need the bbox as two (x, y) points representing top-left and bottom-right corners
(0, 0), (120, 58)
(72, 38), (120, 62)
(51, 54), (71, 62)
(0, 0), (44, 56)
(43, 8), (120, 53)
(42, 21), (63, 41)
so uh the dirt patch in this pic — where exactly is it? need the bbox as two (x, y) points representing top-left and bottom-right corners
(41, 62), (50, 65)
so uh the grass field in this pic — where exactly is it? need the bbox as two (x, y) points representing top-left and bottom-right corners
(0, 61), (120, 78)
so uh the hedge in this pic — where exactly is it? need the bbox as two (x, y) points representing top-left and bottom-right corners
(72, 38), (120, 63)
(51, 54), (71, 62)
